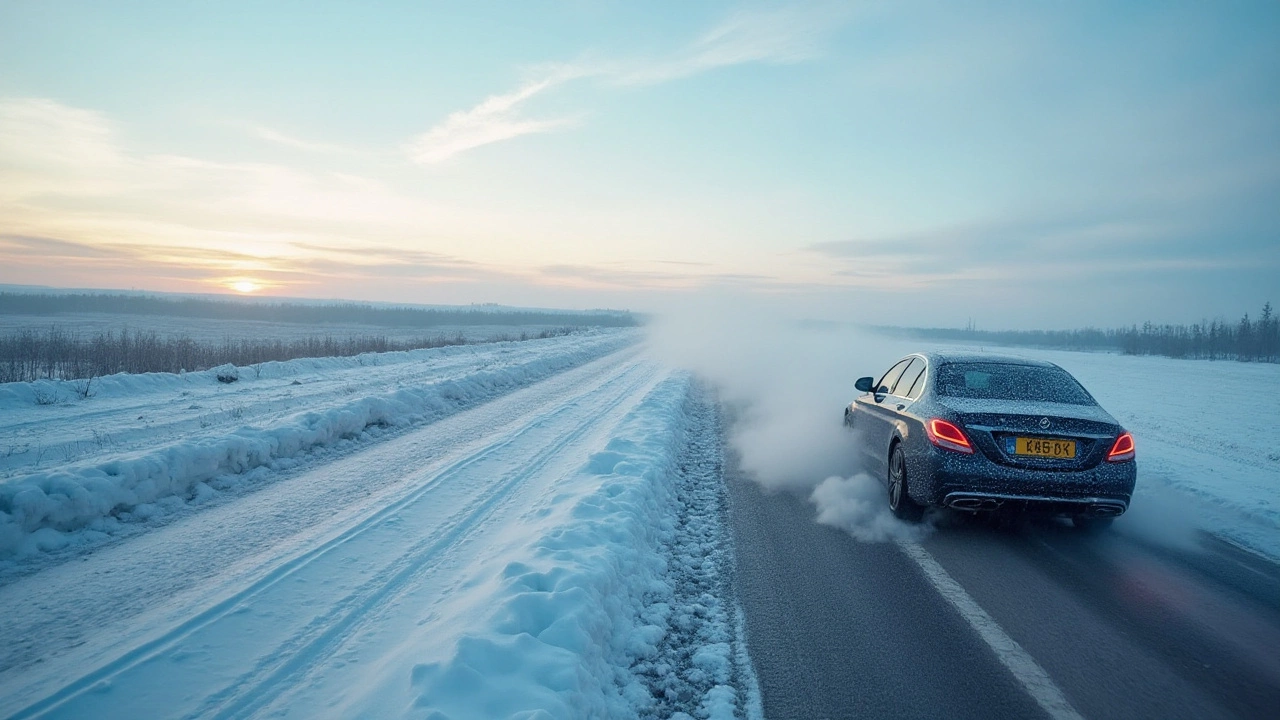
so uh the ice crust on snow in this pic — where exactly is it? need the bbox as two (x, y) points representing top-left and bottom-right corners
(409, 377), (755, 719)
(0, 333), (606, 409)
(0, 333), (634, 558)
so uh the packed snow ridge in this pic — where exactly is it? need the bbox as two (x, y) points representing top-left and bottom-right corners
(0, 331), (636, 559)
(410, 376), (760, 719)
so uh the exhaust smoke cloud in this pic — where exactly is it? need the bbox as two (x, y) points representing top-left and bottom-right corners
(646, 299), (1234, 553)
(646, 300), (927, 541)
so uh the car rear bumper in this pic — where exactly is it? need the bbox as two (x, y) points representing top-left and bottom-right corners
(940, 491), (1127, 517)
(906, 444), (1136, 515)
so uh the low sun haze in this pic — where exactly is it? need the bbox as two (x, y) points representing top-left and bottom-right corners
(1, 1), (1277, 327)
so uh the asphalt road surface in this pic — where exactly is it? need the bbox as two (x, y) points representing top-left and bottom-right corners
(726, 451), (1280, 720)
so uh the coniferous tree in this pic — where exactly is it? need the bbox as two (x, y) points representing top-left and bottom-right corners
(891, 302), (1276, 364)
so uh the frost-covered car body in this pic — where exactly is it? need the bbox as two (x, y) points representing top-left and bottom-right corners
(843, 352), (1136, 523)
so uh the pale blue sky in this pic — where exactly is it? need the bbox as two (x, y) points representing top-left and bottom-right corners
(1, 1), (1277, 327)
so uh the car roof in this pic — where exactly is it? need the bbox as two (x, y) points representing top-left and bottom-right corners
(912, 351), (1057, 368)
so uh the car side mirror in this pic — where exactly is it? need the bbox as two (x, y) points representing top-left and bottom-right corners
(855, 376), (875, 392)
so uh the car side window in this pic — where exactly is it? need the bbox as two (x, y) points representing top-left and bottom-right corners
(877, 359), (912, 394)
(895, 358), (925, 396)
(904, 360), (929, 399)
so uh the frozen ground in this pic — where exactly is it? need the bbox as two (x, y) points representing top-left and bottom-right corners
(0, 330), (639, 567)
(0, 334), (760, 719)
(0, 312), (576, 344)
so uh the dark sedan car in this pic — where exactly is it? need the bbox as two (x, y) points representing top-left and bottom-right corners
(843, 352), (1136, 529)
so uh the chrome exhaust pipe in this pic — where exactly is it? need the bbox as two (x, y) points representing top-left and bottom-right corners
(947, 496), (1003, 511)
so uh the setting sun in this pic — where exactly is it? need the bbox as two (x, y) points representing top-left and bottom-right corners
(230, 280), (261, 293)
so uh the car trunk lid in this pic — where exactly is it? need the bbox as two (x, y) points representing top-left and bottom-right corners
(937, 398), (1121, 470)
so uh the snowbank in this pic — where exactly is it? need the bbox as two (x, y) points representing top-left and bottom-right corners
(0, 335), (632, 557)
(0, 331), (614, 409)
(409, 376), (752, 719)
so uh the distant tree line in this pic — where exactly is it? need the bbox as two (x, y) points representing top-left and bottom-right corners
(0, 292), (639, 328)
(888, 302), (1278, 364)
(0, 326), (580, 384)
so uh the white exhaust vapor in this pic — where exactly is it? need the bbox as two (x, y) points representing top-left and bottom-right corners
(646, 299), (927, 541)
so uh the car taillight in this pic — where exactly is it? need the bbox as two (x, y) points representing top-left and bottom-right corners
(927, 418), (974, 454)
(1107, 432), (1135, 462)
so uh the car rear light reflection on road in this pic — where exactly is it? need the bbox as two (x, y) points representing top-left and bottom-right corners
(927, 418), (974, 454)
(1107, 431), (1136, 462)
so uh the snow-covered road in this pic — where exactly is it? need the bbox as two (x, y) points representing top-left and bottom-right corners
(0, 331), (635, 564)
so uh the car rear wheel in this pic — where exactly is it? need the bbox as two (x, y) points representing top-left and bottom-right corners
(888, 444), (925, 522)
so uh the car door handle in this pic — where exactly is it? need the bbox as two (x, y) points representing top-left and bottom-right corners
(896, 403), (906, 411)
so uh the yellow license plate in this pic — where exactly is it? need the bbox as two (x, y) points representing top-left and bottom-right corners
(1014, 437), (1076, 459)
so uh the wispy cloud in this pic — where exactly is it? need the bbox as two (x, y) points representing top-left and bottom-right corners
(0, 233), (124, 259)
(407, 6), (847, 164)
(805, 211), (1272, 290)
(248, 125), (366, 156)
(0, 233), (288, 288)
(0, 96), (525, 291)
(612, 6), (846, 86)
(0, 232), (511, 293)
(405, 70), (586, 164)
(289, 241), (477, 269)
(539, 262), (776, 291)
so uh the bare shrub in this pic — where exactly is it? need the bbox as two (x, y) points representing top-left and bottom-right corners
(73, 375), (96, 400)
(32, 387), (59, 405)
(90, 429), (115, 449)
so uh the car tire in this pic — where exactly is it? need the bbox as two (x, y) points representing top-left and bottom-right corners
(888, 444), (925, 522)
(1071, 516), (1114, 532)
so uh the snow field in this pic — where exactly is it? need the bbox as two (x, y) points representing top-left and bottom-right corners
(0, 331), (636, 560)
(410, 376), (758, 719)
(0, 311), (582, 345)
(0, 329), (625, 411)
(0, 353), (661, 717)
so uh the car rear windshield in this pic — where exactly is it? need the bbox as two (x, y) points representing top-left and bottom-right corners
(935, 363), (1096, 405)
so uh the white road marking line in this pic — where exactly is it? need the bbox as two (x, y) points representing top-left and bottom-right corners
(897, 540), (1086, 720)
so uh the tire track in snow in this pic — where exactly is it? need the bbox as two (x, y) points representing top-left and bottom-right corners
(0, 333), (633, 483)
(9, 358), (660, 720)
(0, 346), (644, 697)
(199, 362), (661, 720)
